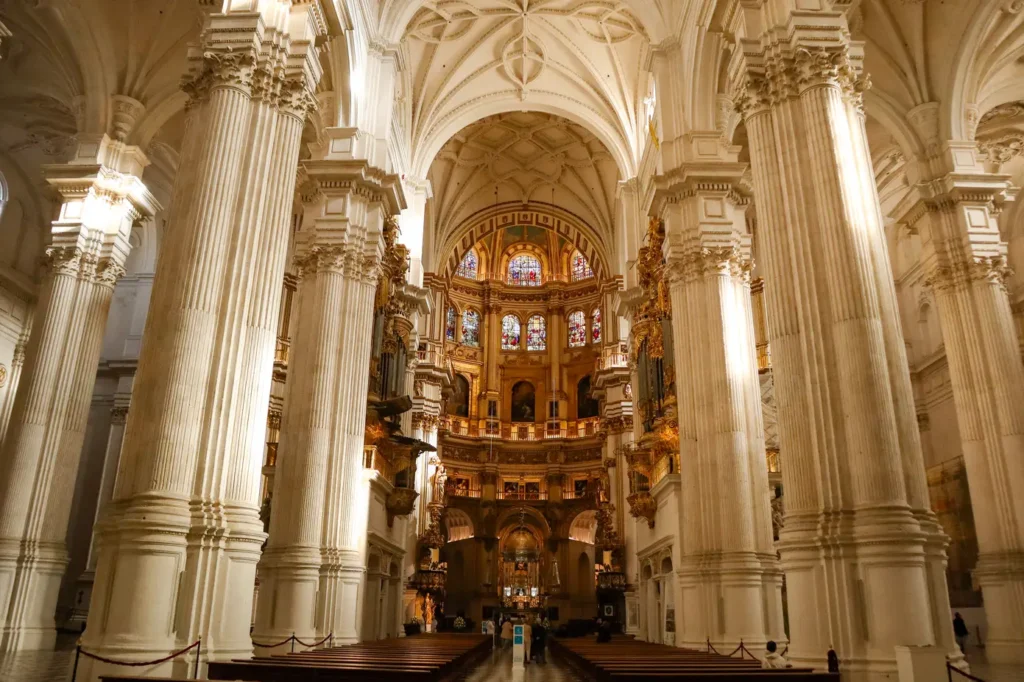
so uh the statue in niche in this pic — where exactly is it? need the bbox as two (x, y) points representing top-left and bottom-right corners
(510, 380), (536, 422)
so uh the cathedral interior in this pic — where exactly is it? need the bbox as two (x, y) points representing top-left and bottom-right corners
(0, 1), (1023, 682)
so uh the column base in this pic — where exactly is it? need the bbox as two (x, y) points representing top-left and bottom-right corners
(780, 508), (944, 676)
(319, 549), (366, 644)
(676, 550), (783, 654)
(0, 538), (67, 651)
(975, 550), (1024, 665)
(252, 546), (323, 654)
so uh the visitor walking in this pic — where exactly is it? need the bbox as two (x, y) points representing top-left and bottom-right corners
(501, 617), (513, 649)
(953, 612), (970, 655)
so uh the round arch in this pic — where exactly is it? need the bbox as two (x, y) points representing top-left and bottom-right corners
(568, 510), (598, 544)
(445, 508), (475, 543)
(438, 202), (611, 281)
(495, 505), (551, 539)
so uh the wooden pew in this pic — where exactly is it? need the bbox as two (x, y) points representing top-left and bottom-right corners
(206, 633), (491, 682)
(550, 636), (840, 682)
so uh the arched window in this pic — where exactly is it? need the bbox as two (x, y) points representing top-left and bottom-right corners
(455, 249), (478, 279)
(568, 310), (586, 347)
(591, 307), (602, 344)
(571, 250), (593, 281)
(501, 314), (521, 350)
(526, 315), (546, 351)
(507, 253), (542, 286)
(445, 306), (457, 342)
(461, 309), (480, 347)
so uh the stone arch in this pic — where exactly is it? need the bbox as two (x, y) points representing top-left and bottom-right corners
(569, 510), (598, 544)
(445, 508), (474, 543)
(439, 204), (612, 282)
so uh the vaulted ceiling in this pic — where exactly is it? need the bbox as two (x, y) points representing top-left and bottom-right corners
(426, 111), (619, 269)
(399, 0), (655, 178)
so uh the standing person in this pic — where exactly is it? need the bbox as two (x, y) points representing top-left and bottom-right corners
(523, 619), (533, 662)
(501, 617), (513, 649)
(953, 612), (970, 655)
(532, 618), (547, 664)
(596, 617), (612, 643)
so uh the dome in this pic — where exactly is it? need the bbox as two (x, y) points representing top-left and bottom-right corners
(508, 528), (538, 552)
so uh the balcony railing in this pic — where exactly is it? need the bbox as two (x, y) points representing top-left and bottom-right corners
(596, 349), (630, 372)
(447, 486), (482, 498)
(496, 489), (548, 501)
(363, 446), (394, 481)
(441, 416), (601, 441)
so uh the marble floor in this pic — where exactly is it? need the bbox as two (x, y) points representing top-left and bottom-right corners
(0, 636), (1021, 682)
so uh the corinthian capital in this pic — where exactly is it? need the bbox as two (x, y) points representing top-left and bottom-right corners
(277, 75), (319, 121)
(295, 245), (346, 277)
(182, 49), (257, 107)
(927, 256), (1013, 294)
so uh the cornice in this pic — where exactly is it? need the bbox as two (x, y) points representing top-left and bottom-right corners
(302, 158), (406, 215)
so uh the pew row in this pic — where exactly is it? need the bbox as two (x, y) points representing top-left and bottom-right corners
(550, 636), (840, 682)
(204, 633), (491, 682)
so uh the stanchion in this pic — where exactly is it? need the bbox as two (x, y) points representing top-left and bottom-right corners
(291, 632), (295, 653)
(194, 637), (201, 679)
(71, 645), (81, 682)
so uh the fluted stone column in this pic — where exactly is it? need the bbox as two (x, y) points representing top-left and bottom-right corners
(735, 11), (959, 676)
(906, 167), (1024, 662)
(79, 7), (322, 678)
(656, 169), (783, 651)
(0, 331), (28, 444)
(0, 142), (156, 651)
(253, 177), (393, 647)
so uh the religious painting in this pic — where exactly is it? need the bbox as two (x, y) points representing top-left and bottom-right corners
(591, 308), (602, 344)
(577, 375), (600, 419)
(525, 481), (541, 499)
(504, 481), (520, 497)
(574, 479), (588, 498)
(568, 310), (586, 347)
(511, 381), (536, 423)
(927, 457), (982, 607)
(451, 477), (471, 496)
(448, 374), (470, 417)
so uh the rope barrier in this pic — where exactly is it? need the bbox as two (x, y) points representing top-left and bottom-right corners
(251, 634), (299, 650)
(71, 638), (201, 682)
(252, 632), (335, 651)
(294, 632), (334, 649)
(948, 662), (988, 682)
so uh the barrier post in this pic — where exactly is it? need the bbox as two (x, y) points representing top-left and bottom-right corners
(194, 637), (201, 679)
(71, 645), (81, 682)
(329, 633), (334, 649)
(291, 633), (295, 653)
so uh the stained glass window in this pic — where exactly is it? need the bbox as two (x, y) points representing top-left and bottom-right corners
(456, 249), (478, 279)
(568, 310), (586, 347)
(571, 251), (593, 281)
(502, 315), (521, 350)
(527, 315), (546, 351)
(591, 308), (602, 344)
(508, 253), (542, 286)
(461, 309), (480, 347)
(446, 306), (457, 341)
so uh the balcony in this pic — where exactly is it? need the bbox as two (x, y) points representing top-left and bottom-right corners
(440, 416), (601, 441)
(496, 489), (548, 501)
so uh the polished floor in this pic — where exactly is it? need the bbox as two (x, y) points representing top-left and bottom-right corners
(1, 635), (1022, 682)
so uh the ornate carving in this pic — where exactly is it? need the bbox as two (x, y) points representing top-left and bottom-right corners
(110, 406), (129, 425)
(978, 133), (1024, 165)
(277, 75), (318, 120)
(0, 364), (6, 388)
(627, 492), (657, 529)
(737, 45), (869, 118)
(979, 100), (1024, 127)
(181, 49), (258, 107)
(92, 260), (126, 288)
(296, 245), (346, 277)
(45, 247), (83, 277)
(927, 255), (1013, 294)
